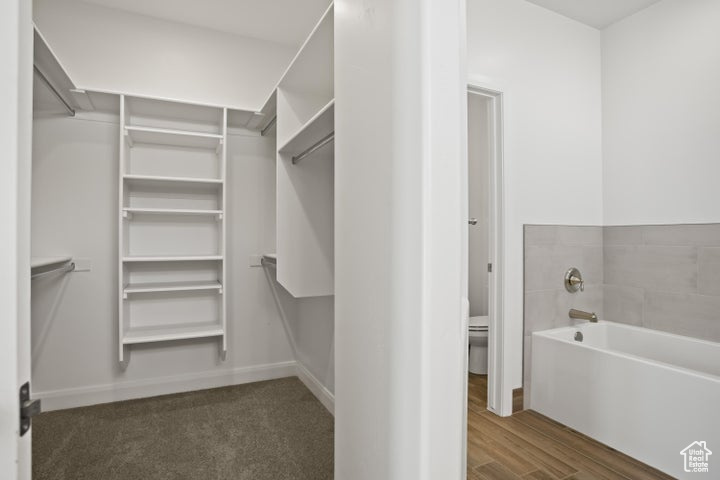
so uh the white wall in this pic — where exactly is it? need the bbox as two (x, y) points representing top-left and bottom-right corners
(602, 0), (720, 225)
(33, 0), (294, 110)
(294, 297), (334, 393)
(467, 0), (603, 388)
(31, 114), (298, 408)
(468, 94), (490, 317)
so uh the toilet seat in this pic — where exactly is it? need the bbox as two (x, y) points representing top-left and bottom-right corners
(467, 315), (489, 374)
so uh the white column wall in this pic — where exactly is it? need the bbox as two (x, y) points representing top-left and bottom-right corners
(335, 0), (467, 477)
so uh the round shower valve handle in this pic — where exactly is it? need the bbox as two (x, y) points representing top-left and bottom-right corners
(564, 267), (584, 293)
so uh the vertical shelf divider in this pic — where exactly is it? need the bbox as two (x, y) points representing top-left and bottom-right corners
(220, 107), (228, 360)
(118, 94), (127, 363)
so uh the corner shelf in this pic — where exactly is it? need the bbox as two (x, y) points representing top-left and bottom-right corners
(122, 321), (224, 345)
(124, 125), (223, 151)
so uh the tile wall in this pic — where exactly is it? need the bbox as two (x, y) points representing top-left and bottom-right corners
(523, 225), (604, 408)
(604, 224), (720, 342)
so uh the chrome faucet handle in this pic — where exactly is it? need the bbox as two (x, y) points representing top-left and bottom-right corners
(564, 267), (584, 293)
(569, 275), (584, 292)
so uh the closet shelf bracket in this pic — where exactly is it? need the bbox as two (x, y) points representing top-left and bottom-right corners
(124, 129), (134, 148)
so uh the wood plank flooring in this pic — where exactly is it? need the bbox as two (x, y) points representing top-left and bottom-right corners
(466, 374), (675, 480)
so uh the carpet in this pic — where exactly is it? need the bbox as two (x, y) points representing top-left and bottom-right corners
(32, 377), (334, 480)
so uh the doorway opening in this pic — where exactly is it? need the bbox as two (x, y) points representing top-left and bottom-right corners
(466, 85), (506, 416)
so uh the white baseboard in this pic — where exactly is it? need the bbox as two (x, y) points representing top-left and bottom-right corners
(36, 361), (298, 412)
(296, 362), (335, 416)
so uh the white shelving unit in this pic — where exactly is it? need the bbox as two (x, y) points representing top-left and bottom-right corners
(118, 95), (228, 362)
(272, 3), (335, 298)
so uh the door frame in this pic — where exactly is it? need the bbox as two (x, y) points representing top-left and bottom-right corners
(467, 84), (508, 416)
(1, 0), (33, 478)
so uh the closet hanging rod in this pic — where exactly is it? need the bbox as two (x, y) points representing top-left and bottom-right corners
(31, 261), (75, 280)
(292, 132), (335, 165)
(261, 116), (277, 136)
(33, 65), (76, 117)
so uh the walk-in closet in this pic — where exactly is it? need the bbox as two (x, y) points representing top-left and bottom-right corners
(26, 1), (336, 478)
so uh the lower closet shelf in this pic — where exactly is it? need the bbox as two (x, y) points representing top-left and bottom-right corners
(123, 255), (223, 262)
(122, 321), (224, 345)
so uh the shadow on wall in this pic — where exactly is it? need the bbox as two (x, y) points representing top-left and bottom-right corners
(262, 264), (335, 395)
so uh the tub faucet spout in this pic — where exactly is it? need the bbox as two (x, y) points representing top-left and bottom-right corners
(569, 308), (598, 323)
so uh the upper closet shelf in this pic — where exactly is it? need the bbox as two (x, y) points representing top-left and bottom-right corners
(279, 99), (334, 164)
(124, 125), (223, 151)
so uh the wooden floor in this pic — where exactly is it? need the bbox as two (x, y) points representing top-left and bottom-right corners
(467, 374), (675, 480)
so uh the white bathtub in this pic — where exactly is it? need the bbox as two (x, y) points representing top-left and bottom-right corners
(531, 321), (720, 479)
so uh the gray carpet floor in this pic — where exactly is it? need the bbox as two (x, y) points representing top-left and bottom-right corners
(32, 377), (334, 480)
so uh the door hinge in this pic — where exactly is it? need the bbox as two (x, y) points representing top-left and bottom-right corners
(488, 263), (493, 273)
(19, 381), (41, 436)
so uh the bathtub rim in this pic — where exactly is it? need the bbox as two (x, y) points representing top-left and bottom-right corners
(531, 320), (720, 382)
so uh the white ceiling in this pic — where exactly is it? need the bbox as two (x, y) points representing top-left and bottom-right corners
(80, 0), (331, 47)
(525, 0), (662, 29)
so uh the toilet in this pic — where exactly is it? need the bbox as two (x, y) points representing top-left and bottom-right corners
(468, 315), (489, 374)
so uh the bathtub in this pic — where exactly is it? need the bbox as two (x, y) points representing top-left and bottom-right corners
(531, 321), (720, 479)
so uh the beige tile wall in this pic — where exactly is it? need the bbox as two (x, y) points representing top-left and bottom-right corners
(604, 224), (720, 342)
(523, 225), (604, 408)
